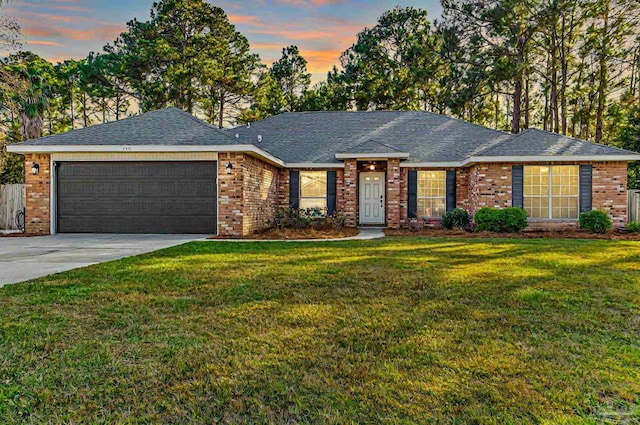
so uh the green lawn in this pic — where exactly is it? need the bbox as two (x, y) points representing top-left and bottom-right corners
(1, 238), (639, 424)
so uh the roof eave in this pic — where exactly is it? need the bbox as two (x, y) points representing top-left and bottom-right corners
(335, 152), (410, 160)
(6, 144), (286, 167)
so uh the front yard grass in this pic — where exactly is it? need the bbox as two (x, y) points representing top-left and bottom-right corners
(1, 237), (639, 424)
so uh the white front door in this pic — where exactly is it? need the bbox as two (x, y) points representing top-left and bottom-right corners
(359, 172), (385, 225)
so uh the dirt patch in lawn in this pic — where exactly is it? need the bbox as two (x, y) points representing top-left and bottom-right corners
(384, 227), (640, 240)
(210, 227), (360, 240)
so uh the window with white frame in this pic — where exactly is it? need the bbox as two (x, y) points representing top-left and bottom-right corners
(417, 170), (446, 218)
(523, 165), (579, 219)
(299, 171), (327, 210)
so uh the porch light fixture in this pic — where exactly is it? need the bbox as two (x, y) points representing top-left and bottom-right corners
(31, 162), (40, 175)
(369, 162), (376, 171)
(225, 161), (233, 174)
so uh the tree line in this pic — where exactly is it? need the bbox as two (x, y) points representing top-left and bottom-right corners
(1, 0), (640, 187)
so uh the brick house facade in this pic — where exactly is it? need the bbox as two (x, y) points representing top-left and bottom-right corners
(10, 108), (639, 236)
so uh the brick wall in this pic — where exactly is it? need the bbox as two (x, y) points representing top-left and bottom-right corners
(456, 167), (471, 211)
(276, 168), (290, 208)
(386, 158), (401, 228)
(218, 153), (280, 237)
(343, 159), (358, 227)
(217, 153), (244, 236)
(242, 155), (279, 235)
(24, 153), (51, 235)
(468, 163), (513, 214)
(593, 161), (628, 227)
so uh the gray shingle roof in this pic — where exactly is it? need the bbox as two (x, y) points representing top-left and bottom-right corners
(227, 111), (511, 163)
(478, 128), (638, 157)
(19, 107), (238, 146)
(15, 108), (640, 164)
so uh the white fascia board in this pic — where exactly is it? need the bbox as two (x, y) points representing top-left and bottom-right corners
(287, 163), (345, 169)
(335, 152), (410, 160)
(400, 162), (461, 168)
(463, 155), (640, 165)
(7, 144), (286, 167)
(401, 155), (640, 168)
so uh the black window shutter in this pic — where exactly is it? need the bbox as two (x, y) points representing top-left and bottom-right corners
(512, 165), (524, 208)
(579, 165), (592, 213)
(326, 171), (337, 214)
(446, 170), (457, 212)
(408, 170), (418, 218)
(289, 170), (300, 209)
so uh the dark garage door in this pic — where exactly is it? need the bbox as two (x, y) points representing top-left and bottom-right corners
(57, 161), (217, 234)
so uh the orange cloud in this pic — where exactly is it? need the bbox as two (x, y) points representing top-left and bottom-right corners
(27, 40), (64, 47)
(23, 23), (124, 42)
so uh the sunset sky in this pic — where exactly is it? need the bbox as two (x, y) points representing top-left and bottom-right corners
(4, 0), (442, 82)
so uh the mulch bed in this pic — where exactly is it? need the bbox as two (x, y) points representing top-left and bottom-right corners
(384, 228), (640, 240)
(209, 227), (360, 240)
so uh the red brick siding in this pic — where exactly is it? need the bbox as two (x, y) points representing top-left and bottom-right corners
(343, 159), (358, 227)
(218, 153), (280, 237)
(386, 158), (401, 228)
(242, 155), (279, 235)
(592, 161), (627, 227)
(24, 154), (51, 235)
(217, 153), (244, 236)
(277, 168), (290, 208)
(456, 167), (471, 211)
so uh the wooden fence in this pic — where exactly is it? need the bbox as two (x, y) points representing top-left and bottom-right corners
(628, 190), (640, 223)
(0, 184), (25, 230)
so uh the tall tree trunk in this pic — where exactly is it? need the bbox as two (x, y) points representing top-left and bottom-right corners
(82, 93), (89, 127)
(69, 84), (75, 130)
(218, 91), (225, 129)
(595, 0), (610, 143)
(524, 77), (530, 130)
(512, 76), (522, 134)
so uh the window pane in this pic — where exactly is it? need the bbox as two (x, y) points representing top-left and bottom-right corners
(300, 197), (327, 210)
(524, 165), (579, 219)
(300, 171), (327, 197)
(417, 170), (446, 217)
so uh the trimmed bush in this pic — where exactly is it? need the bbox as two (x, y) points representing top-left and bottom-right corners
(441, 208), (471, 229)
(626, 221), (640, 232)
(474, 207), (502, 232)
(579, 210), (613, 233)
(474, 207), (528, 233)
(500, 207), (529, 233)
(268, 207), (346, 232)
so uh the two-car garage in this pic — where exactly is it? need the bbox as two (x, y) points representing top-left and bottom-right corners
(55, 161), (218, 234)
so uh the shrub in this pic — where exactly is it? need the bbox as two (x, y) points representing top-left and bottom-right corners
(474, 207), (528, 233)
(474, 207), (502, 232)
(441, 208), (471, 229)
(500, 207), (529, 233)
(579, 210), (612, 233)
(626, 221), (640, 232)
(268, 208), (346, 232)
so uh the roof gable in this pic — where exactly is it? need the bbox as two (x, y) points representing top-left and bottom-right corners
(20, 107), (237, 147)
(479, 128), (638, 157)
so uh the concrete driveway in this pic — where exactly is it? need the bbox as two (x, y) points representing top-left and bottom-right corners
(0, 234), (202, 287)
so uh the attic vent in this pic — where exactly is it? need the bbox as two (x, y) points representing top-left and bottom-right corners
(257, 134), (263, 143)
(235, 133), (239, 138)
(246, 123), (251, 128)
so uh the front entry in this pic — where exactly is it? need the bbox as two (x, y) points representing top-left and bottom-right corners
(359, 172), (385, 225)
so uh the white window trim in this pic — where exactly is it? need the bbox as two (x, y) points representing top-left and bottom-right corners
(524, 165), (580, 220)
(299, 171), (328, 210)
(417, 170), (447, 219)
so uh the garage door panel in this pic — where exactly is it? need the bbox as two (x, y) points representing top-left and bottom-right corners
(57, 161), (217, 234)
(59, 199), (217, 216)
(58, 180), (215, 197)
